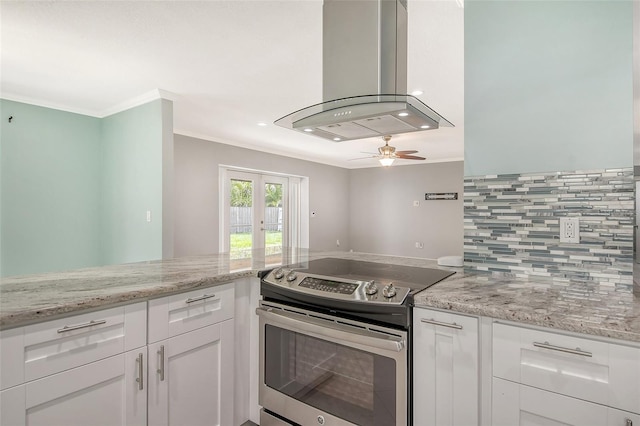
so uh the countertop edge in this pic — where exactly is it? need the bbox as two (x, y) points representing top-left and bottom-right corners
(0, 269), (257, 330)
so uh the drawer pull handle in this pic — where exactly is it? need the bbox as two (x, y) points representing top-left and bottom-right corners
(625, 419), (632, 426)
(157, 345), (165, 381)
(57, 319), (107, 333)
(136, 353), (144, 391)
(421, 318), (463, 330)
(185, 294), (216, 304)
(533, 341), (592, 357)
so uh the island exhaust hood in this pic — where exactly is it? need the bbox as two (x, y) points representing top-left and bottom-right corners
(274, 0), (453, 142)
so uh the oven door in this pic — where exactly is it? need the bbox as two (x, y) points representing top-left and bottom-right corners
(257, 301), (408, 426)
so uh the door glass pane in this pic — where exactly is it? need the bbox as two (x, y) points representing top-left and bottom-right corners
(264, 325), (397, 426)
(264, 182), (283, 265)
(229, 179), (253, 260)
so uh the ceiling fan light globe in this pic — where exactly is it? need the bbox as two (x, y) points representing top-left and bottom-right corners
(379, 157), (395, 167)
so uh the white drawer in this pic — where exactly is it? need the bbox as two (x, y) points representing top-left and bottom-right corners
(493, 322), (640, 414)
(148, 283), (234, 343)
(493, 377), (640, 426)
(1, 302), (146, 389)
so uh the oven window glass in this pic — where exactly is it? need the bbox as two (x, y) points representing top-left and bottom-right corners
(264, 325), (397, 426)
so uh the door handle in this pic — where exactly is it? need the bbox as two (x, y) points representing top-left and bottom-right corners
(136, 352), (144, 390)
(157, 345), (165, 381)
(420, 318), (463, 330)
(533, 341), (592, 357)
(57, 319), (107, 333)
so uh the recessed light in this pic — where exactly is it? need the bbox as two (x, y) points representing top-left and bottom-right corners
(398, 112), (409, 117)
(420, 125), (431, 129)
(333, 137), (341, 141)
(257, 122), (267, 126)
(411, 90), (423, 96)
(303, 128), (313, 132)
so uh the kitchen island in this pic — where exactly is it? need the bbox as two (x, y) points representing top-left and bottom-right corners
(1, 249), (639, 343)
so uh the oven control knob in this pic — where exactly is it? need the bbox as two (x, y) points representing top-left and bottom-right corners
(364, 280), (378, 295)
(382, 283), (397, 298)
(317, 415), (325, 425)
(273, 268), (285, 280)
(286, 271), (298, 282)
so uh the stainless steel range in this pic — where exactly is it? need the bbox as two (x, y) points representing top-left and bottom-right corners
(257, 258), (455, 426)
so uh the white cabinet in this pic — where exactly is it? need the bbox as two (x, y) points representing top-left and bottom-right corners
(0, 302), (147, 426)
(493, 377), (640, 426)
(493, 322), (640, 413)
(147, 283), (235, 426)
(492, 322), (640, 426)
(0, 282), (237, 426)
(1, 349), (147, 426)
(413, 307), (479, 426)
(147, 320), (234, 426)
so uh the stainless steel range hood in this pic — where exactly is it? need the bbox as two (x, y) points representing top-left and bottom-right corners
(274, 0), (453, 142)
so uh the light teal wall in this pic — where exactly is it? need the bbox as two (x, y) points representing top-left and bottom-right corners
(0, 100), (102, 276)
(465, 0), (633, 176)
(1, 98), (168, 276)
(101, 99), (165, 265)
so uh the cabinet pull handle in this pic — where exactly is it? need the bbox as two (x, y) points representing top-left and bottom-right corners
(625, 418), (632, 426)
(57, 319), (107, 333)
(185, 294), (216, 304)
(533, 341), (592, 357)
(136, 353), (144, 390)
(420, 318), (463, 330)
(157, 345), (165, 381)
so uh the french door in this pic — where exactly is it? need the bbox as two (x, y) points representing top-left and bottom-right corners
(222, 170), (295, 265)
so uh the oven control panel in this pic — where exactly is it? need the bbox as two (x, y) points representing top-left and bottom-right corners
(263, 267), (410, 305)
(298, 276), (358, 294)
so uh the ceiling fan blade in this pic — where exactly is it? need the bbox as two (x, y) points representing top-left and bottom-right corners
(359, 151), (379, 155)
(348, 155), (379, 161)
(394, 150), (418, 155)
(396, 154), (426, 160)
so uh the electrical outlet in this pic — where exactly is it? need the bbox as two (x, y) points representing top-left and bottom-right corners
(336, 239), (340, 247)
(415, 242), (424, 249)
(560, 217), (579, 243)
(146, 210), (152, 222)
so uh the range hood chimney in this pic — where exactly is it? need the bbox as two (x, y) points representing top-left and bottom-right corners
(275, 0), (453, 142)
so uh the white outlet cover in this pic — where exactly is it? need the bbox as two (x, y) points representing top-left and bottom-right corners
(560, 217), (579, 243)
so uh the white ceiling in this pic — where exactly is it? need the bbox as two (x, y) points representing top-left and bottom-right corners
(1, 0), (463, 169)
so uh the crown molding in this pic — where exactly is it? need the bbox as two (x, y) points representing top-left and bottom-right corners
(1, 88), (177, 118)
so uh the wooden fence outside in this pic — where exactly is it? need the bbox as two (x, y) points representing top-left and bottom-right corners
(230, 207), (282, 233)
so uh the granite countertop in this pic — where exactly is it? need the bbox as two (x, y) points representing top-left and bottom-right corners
(2, 250), (640, 344)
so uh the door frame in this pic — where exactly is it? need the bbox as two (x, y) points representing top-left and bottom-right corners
(219, 166), (308, 256)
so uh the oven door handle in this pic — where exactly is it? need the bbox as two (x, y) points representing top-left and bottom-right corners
(256, 306), (406, 353)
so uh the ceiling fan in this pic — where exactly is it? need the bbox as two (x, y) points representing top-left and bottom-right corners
(351, 135), (426, 167)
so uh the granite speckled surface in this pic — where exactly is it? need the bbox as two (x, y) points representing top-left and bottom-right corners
(2, 250), (640, 344)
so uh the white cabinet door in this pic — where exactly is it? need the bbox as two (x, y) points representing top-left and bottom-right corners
(148, 319), (234, 426)
(493, 377), (610, 426)
(413, 308), (479, 426)
(0, 349), (147, 426)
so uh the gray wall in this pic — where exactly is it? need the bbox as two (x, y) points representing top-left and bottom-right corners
(173, 134), (351, 257)
(465, 0), (633, 176)
(348, 162), (463, 259)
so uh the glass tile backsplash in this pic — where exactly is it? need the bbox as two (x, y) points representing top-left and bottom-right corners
(464, 168), (634, 290)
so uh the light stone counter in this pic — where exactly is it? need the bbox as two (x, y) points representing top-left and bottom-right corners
(2, 250), (640, 344)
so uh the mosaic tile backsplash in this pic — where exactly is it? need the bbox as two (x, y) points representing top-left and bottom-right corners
(464, 168), (634, 289)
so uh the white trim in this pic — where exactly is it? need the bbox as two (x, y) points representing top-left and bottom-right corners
(100, 89), (177, 117)
(218, 164), (306, 179)
(220, 166), (309, 257)
(1, 88), (176, 118)
(0, 92), (103, 118)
